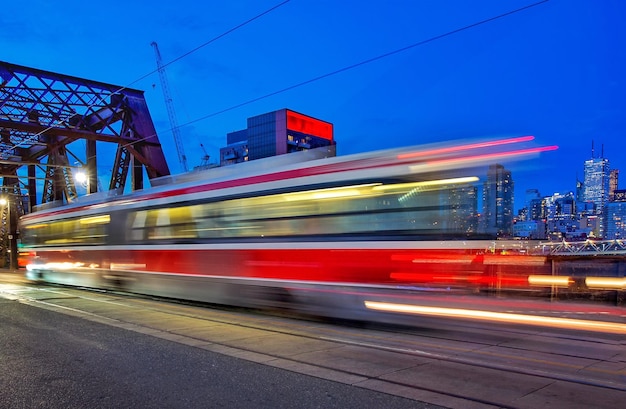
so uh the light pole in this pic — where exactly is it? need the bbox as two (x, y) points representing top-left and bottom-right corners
(0, 197), (14, 270)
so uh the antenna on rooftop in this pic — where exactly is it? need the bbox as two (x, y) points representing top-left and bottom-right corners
(591, 140), (595, 158)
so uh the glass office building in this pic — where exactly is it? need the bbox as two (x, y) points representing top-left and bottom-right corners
(604, 189), (626, 239)
(583, 156), (610, 237)
(481, 164), (514, 237)
(583, 157), (610, 213)
(220, 109), (335, 166)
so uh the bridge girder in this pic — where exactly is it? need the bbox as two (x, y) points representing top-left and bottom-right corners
(0, 60), (171, 213)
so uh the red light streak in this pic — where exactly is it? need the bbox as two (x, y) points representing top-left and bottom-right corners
(397, 135), (536, 159)
(418, 145), (559, 168)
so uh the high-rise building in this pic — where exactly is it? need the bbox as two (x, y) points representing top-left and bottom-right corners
(583, 158), (610, 211)
(481, 164), (514, 237)
(605, 190), (626, 239)
(543, 192), (578, 240)
(220, 109), (335, 166)
(524, 188), (541, 222)
(575, 178), (587, 215)
(524, 189), (540, 210)
(448, 185), (478, 234)
(609, 169), (619, 201)
(528, 197), (544, 221)
(583, 152), (610, 237)
(397, 183), (478, 236)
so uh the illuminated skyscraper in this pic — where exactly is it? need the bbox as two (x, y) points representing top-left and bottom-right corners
(583, 153), (610, 237)
(544, 192), (577, 240)
(583, 158), (610, 211)
(481, 164), (514, 237)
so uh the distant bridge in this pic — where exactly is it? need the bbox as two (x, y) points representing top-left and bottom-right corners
(539, 240), (626, 256)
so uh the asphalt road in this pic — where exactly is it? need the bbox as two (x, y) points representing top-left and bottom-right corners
(0, 298), (438, 409)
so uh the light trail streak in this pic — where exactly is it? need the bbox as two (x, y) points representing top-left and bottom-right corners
(397, 135), (535, 159)
(364, 301), (626, 335)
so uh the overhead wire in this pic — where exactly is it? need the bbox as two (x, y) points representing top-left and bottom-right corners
(128, 0), (292, 89)
(121, 0), (551, 150)
(4, 0), (549, 174)
(182, 0), (550, 125)
(0, 0), (293, 158)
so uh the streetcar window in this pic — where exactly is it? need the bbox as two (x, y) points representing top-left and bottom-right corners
(128, 207), (196, 240)
(129, 210), (147, 241)
(21, 214), (110, 246)
(125, 178), (477, 242)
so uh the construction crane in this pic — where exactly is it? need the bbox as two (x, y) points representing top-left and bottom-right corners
(151, 41), (188, 172)
(199, 143), (210, 168)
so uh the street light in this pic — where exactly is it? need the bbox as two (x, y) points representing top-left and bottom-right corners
(74, 170), (87, 185)
(74, 168), (90, 195)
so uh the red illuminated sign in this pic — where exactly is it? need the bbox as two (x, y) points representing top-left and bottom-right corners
(286, 110), (333, 141)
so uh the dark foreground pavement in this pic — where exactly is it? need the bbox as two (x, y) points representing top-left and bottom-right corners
(0, 299), (437, 409)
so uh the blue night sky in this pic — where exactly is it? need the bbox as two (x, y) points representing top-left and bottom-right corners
(2, 0), (624, 211)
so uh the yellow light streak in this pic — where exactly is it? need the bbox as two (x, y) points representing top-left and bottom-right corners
(528, 275), (571, 287)
(79, 215), (110, 225)
(372, 176), (479, 191)
(110, 263), (146, 270)
(364, 301), (626, 334)
(44, 239), (74, 244)
(585, 277), (626, 290)
(283, 183), (381, 201)
(25, 223), (47, 230)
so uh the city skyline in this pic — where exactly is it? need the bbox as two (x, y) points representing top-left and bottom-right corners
(517, 140), (619, 212)
(511, 141), (626, 240)
(2, 1), (624, 213)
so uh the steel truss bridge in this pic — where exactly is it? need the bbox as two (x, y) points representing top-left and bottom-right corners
(539, 239), (626, 256)
(0, 60), (171, 267)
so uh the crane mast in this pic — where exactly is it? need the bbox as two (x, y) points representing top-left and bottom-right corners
(151, 41), (188, 172)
